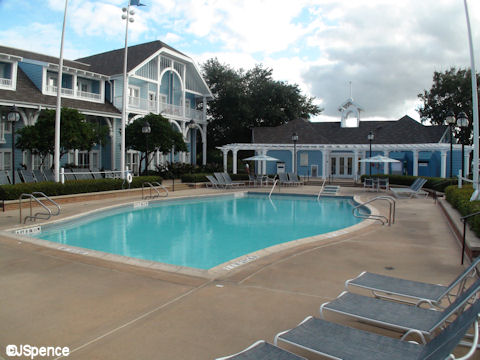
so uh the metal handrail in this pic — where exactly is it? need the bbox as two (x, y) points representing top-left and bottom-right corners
(352, 195), (396, 226)
(19, 192), (61, 224)
(268, 179), (279, 199)
(142, 182), (168, 200)
(317, 178), (327, 200)
(460, 211), (480, 264)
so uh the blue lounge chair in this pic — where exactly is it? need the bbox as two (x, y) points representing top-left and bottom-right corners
(275, 298), (480, 360)
(206, 175), (220, 189)
(345, 257), (480, 306)
(33, 169), (47, 182)
(320, 277), (480, 343)
(391, 178), (428, 198)
(216, 340), (306, 360)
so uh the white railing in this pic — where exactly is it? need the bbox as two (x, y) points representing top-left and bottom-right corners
(0, 78), (12, 87)
(77, 90), (101, 101)
(45, 85), (74, 96)
(113, 96), (204, 120)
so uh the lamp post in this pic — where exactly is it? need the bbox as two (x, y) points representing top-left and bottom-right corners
(292, 132), (298, 175)
(120, 5), (135, 179)
(187, 119), (195, 165)
(367, 131), (374, 176)
(446, 111), (457, 178)
(457, 112), (469, 177)
(7, 105), (20, 184)
(142, 120), (151, 174)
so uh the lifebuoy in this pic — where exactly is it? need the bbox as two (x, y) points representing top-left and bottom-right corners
(126, 173), (133, 183)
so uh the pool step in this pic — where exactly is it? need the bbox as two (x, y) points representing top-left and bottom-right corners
(322, 185), (340, 194)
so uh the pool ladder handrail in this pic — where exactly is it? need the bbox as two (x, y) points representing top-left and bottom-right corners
(352, 195), (396, 226)
(142, 181), (168, 200)
(19, 192), (61, 224)
(317, 178), (327, 200)
(268, 178), (279, 199)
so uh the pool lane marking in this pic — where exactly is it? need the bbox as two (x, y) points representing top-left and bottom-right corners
(53, 280), (213, 360)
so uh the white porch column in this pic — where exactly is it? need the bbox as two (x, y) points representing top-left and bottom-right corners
(361, 151), (367, 175)
(322, 150), (329, 179)
(353, 150), (359, 181)
(384, 150), (390, 175)
(440, 150), (447, 178)
(465, 150), (471, 176)
(74, 149), (79, 166)
(412, 150), (419, 176)
(232, 149), (238, 174)
(111, 118), (116, 170)
(222, 149), (228, 173)
(262, 149), (267, 175)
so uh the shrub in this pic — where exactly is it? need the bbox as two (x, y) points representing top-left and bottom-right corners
(0, 175), (163, 200)
(445, 185), (480, 237)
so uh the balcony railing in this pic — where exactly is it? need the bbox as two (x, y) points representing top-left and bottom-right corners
(114, 97), (204, 121)
(45, 85), (101, 100)
(0, 78), (12, 87)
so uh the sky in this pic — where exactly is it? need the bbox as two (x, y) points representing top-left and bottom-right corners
(0, 0), (479, 123)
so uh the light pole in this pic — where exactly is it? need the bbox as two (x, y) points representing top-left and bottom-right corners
(446, 111), (457, 178)
(187, 119), (196, 165)
(142, 120), (151, 174)
(7, 105), (20, 184)
(120, 4), (135, 179)
(292, 132), (298, 175)
(367, 131), (374, 176)
(457, 112), (469, 177)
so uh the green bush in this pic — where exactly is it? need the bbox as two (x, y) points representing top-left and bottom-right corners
(360, 174), (457, 193)
(0, 175), (163, 200)
(445, 185), (480, 237)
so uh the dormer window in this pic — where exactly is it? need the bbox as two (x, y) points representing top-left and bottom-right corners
(0, 61), (15, 90)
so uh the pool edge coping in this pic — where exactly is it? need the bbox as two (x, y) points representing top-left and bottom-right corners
(0, 192), (379, 280)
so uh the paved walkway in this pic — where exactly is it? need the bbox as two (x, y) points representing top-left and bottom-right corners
(0, 186), (476, 359)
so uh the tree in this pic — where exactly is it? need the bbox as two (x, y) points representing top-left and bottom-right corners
(125, 113), (187, 172)
(202, 59), (322, 150)
(16, 108), (109, 166)
(417, 67), (480, 145)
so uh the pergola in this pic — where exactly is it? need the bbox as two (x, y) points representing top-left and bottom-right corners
(218, 142), (473, 179)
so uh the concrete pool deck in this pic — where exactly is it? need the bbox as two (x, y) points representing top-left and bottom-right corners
(0, 185), (477, 359)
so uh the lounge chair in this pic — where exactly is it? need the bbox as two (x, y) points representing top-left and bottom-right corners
(247, 174), (258, 187)
(63, 168), (76, 181)
(278, 172), (292, 186)
(43, 168), (55, 182)
(214, 172), (240, 189)
(390, 178), (428, 198)
(19, 170), (36, 183)
(378, 177), (389, 191)
(6, 170), (21, 184)
(216, 340), (306, 360)
(275, 298), (480, 360)
(73, 168), (92, 180)
(345, 257), (480, 306)
(33, 169), (47, 182)
(223, 172), (245, 187)
(320, 277), (480, 343)
(287, 172), (302, 186)
(206, 175), (220, 189)
(90, 169), (103, 179)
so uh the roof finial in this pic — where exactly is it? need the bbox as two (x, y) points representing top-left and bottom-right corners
(349, 81), (353, 100)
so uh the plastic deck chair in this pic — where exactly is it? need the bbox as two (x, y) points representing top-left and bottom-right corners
(206, 175), (220, 189)
(320, 277), (480, 344)
(0, 171), (10, 185)
(275, 298), (480, 360)
(19, 170), (36, 183)
(391, 178), (428, 198)
(216, 340), (306, 360)
(63, 168), (76, 181)
(33, 169), (47, 182)
(345, 257), (480, 307)
(43, 168), (55, 182)
(223, 172), (244, 187)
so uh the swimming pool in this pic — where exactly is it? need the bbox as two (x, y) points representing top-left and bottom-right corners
(25, 193), (365, 270)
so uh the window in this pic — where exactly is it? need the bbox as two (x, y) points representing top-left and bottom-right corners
(128, 86), (140, 107)
(127, 151), (139, 174)
(32, 154), (51, 170)
(78, 152), (89, 168)
(300, 153), (308, 167)
(77, 79), (90, 93)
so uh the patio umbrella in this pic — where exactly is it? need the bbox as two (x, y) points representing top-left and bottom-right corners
(359, 155), (400, 163)
(243, 155), (280, 176)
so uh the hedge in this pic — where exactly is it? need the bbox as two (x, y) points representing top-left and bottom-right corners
(0, 175), (163, 200)
(360, 174), (457, 193)
(445, 185), (480, 237)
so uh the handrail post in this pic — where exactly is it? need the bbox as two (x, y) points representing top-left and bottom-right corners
(462, 219), (467, 265)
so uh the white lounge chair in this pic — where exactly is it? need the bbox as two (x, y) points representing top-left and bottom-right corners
(391, 178), (428, 198)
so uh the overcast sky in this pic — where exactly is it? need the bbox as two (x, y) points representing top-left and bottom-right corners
(0, 0), (479, 122)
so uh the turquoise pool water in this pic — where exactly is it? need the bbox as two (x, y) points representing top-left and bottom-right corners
(30, 193), (363, 269)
